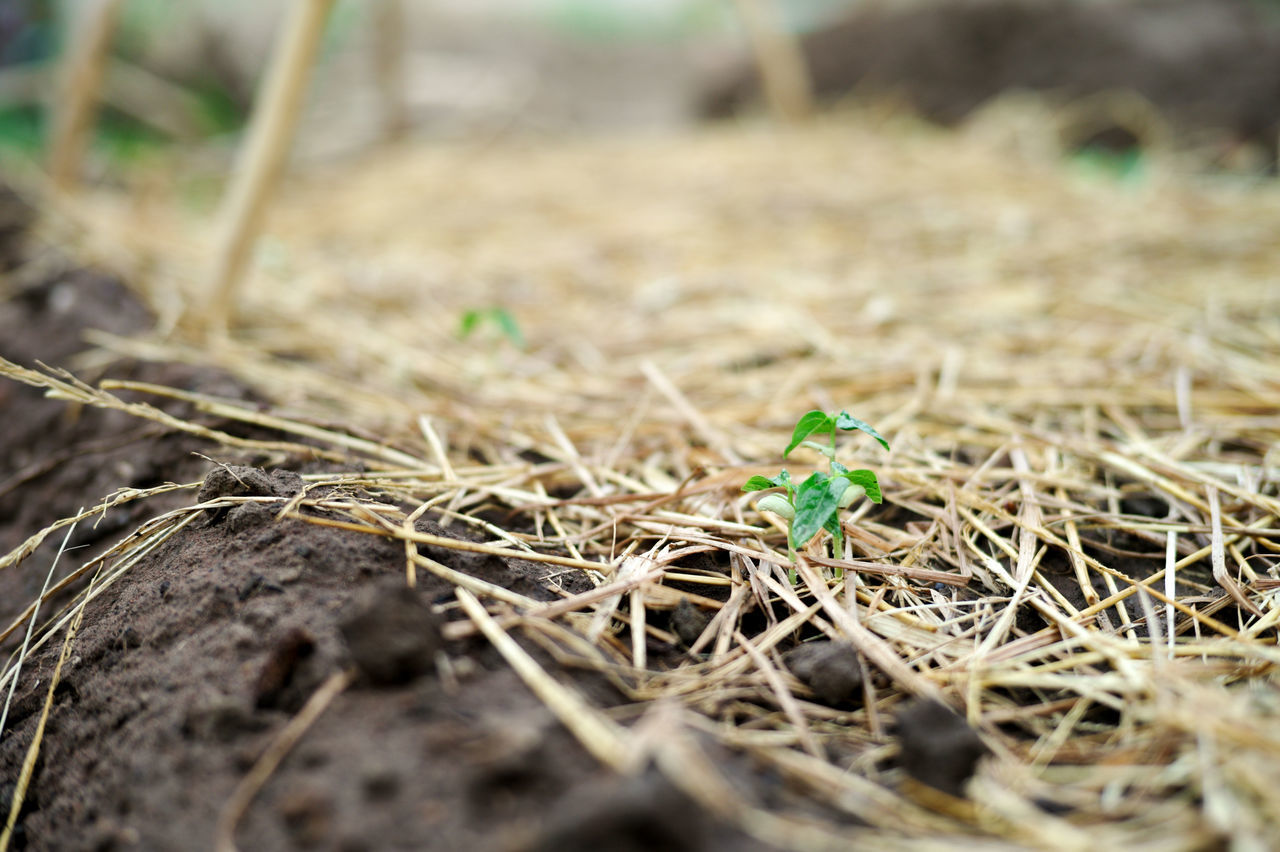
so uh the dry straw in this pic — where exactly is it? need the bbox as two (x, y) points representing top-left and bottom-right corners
(46, 0), (125, 192)
(5, 105), (1280, 850)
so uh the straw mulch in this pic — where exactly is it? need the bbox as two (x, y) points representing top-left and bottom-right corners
(8, 110), (1280, 850)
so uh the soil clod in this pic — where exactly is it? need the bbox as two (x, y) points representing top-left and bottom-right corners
(339, 581), (444, 686)
(197, 465), (303, 504)
(895, 699), (989, 798)
(783, 640), (863, 705)
(671, 597), (711, 647)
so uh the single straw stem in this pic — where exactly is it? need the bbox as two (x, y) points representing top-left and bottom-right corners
(0, 512), (80, 738)
(729, 0), (814, 123)
(203, 0), (336, 333)
(47, 0), (125, 191)
(1165, 529), (1177, 654)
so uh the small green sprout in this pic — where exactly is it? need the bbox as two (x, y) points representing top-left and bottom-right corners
(459, 307), (525, 349)
(744, 410), (889, 567)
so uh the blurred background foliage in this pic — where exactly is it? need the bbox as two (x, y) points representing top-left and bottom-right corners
(0, 0), (861, 169)
(2, 1), (1278, 179)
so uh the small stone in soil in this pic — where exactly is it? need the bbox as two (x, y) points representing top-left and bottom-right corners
(783, 640), (863, 705)
(670, 597), (711, 647)
(339, 581), (444, 686)
(895, 698), (988, 798)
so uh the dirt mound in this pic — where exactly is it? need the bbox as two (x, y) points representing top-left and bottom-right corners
(0, 266), (782, 851)
(705, 0), (1280, 167)
(0, 262), (256, 627)
(1, 467), (659, 851)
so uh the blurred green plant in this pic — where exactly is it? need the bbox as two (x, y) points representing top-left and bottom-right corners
(459, 307), (525, 349)
(0, 0), (251, 165)
(1071, 145), (1146, 184)
(0, 105), (42, 152)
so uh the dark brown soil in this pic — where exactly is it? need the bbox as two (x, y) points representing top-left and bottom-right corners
(705, 0), (1280, 169)
(0, 250), (785, 849)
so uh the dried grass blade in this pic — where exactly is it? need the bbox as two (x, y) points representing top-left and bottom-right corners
(1207, 486), (1263, 617)
(0, 358), (343, 461)
(455, 588), (630, 770)
(640, 359), (742, 464)
(0, 512), (80, 738)
(630, 585), (648, 671)
(0, 569), (96, 852)
(287, 510), (612, 575)
(734, 630), (823, 759)
(793, 558), (940, 699)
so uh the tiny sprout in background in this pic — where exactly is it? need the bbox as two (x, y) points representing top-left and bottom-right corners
(744, 410), (889, 572)
(458, 307), (525, 349)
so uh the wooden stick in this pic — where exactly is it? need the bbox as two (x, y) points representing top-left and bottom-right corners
(729, 0), (813, 123)
(203, 0), (336, 333)
(47, 0), (125, 191)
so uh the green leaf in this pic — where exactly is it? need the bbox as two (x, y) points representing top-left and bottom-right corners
(742, 475), (777, 493)
(744, 470), (797, 501)
(458, 307), (524, 348)
(839, 469), (883, 503)
(458, 309), (483, 338)
(784, 410), (836, 457)
(770, 470), (795, 500)
(789, 472), (848, 549)
(834, 412), (890, 451)
(491, 307), (525, 349)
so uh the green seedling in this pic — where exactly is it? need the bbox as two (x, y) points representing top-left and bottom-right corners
(458, 307), (525, 349)
(743, 410), (889, 573)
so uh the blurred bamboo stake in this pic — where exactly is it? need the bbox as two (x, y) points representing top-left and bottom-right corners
(203, 0), (336, 334)
(372, 0), (409, 141)
(47, 0), (125, 192)
(730, 0), (813, 123)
